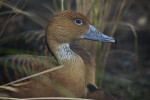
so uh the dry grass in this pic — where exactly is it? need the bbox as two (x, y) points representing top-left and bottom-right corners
(0, 65), (63, 86)
(74, 0), (136, 87)
(0, 97), (92, 100)
(0, 0), (46, 38)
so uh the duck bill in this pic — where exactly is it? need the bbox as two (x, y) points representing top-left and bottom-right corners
(83, 25), (115, 43)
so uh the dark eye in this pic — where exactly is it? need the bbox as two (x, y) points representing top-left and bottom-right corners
(74, 19), (83, 25)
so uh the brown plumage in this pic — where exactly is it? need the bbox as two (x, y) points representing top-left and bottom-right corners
(0, 10), (115, 98)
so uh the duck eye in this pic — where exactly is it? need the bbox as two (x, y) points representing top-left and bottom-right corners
(74, 19), (83, 25)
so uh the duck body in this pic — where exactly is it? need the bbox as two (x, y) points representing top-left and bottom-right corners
(0, 55), (56, 97)
(0, 30), (96, 85)
(0, 10), (115, 98)
(0, 54), (86, 97)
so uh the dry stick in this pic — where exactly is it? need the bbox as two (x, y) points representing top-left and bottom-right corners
(104, 0), (133, 55)
(83, 0), (86, 15)
(100, 0), (125, 62)
(43, 4), (56, 15)
(88, 1), (97, 57)
(54, 0), (60, 11)
(119, 22), (138, 65)
(102, 0), (127, 62)
(86, 0), (94, 17)
(100, 0), (129, 86)
(101, 0), (134, 69)
(97, 0), (114, 87)
(0, 65), (63, 87)
(0, 10), (15, 15)
(0, 64), (75, 97)
(0, 0), (27, 37)
(0, 14), (11, 37)
(0, 97), (93, 100)
(0, 1), (46, 28)
(104, 21), (138, 67)
(61, 0), (64, 11)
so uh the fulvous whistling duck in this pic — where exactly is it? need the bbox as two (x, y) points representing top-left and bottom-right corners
(0, 31), (115, 100)
(0, 10), (115, 98)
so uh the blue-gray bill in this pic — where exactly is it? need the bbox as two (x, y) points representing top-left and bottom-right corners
(83, 25), (115, 43)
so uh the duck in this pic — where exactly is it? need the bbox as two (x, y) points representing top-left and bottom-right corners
(0, 10), (115, 98)
(0, 31), (114, 100)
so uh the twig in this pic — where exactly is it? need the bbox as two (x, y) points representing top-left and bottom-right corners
(0, 97), (93, 100)
(61, 0), (64, 11)
(0, 65), (63, 86)
(0, 1), (46, 28)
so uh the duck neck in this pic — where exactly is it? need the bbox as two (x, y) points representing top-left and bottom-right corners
(55, 43), (78, 63)
(47, 39), (82, 65)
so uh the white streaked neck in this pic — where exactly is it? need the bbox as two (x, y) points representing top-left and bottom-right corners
(56, 43), (78, 62)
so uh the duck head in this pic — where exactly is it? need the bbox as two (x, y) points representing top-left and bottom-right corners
(46, 10), (115, 44)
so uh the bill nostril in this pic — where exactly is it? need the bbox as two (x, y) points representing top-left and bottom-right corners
(95, 30), (99, 34)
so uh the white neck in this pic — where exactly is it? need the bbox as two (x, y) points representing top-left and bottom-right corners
(55, 43), (78, 62)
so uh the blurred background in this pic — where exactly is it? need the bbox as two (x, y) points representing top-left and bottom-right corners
(0, 0), (150, 100)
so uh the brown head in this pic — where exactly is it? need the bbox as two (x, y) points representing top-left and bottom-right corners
(45, 10), (115, 63)
(46, 10), (90, 43)
(46, 10), (115, 44)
